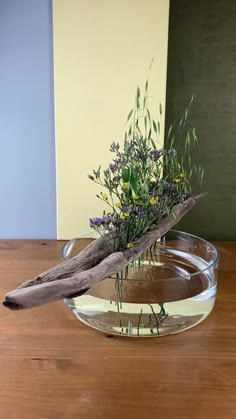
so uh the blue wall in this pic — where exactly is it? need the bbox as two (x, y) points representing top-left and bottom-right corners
(0, 0), (56, 238)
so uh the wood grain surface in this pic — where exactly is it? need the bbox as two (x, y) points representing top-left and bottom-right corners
(0, 240), (236, 419)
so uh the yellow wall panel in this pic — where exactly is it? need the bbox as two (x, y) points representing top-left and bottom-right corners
(53, 0), (170, 238)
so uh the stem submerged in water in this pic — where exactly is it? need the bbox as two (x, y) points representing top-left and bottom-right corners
(113, 249), (168, 336)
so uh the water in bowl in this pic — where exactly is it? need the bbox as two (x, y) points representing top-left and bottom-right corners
(65, 239), (217, 337)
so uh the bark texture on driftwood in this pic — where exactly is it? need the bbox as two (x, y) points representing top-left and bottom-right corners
(16, 236), (111, 289)
(2, 194), (205, 310)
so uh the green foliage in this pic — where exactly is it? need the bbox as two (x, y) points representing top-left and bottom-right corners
(88, 71), (203, 251)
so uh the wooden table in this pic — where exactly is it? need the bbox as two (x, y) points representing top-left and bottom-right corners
(0, 240), (236, 419)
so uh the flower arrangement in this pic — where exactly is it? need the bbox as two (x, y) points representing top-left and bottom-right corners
(88, 72), (202, 252)
(2, 66), (208, 337)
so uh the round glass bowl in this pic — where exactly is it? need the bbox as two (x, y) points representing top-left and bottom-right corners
(62, 230), (219, 337)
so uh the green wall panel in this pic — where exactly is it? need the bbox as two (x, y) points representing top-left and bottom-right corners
(165, 0), (236, 240)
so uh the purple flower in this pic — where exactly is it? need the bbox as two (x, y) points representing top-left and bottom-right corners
(113, 155), (128, 167)
(89, 217), (105, 228)
(136, 150), (148, 161)
(103, 215), (113, 223)
(110, 142), (120, 152)
(89, 214), (116, 228)
(133, 207), (145, 217)
(109, 162), (118, 173)
(93, 170), (100, 178)
(112, 218), (122, 226)
(159, 179), (178, 195)
(149, 149), (162, 161)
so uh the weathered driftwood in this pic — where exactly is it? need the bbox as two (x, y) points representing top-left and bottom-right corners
(16, 235), (111, 289)
(2, 194), (205, 310)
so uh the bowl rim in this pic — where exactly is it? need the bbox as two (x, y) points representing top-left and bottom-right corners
(61, 229), (219, 281)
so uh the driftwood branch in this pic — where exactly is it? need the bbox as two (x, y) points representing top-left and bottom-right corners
(2, 194), (206, 310)
(16, 235), (111, 289)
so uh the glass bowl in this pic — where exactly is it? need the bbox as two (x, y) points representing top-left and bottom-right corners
(62, 230), (219, 337)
